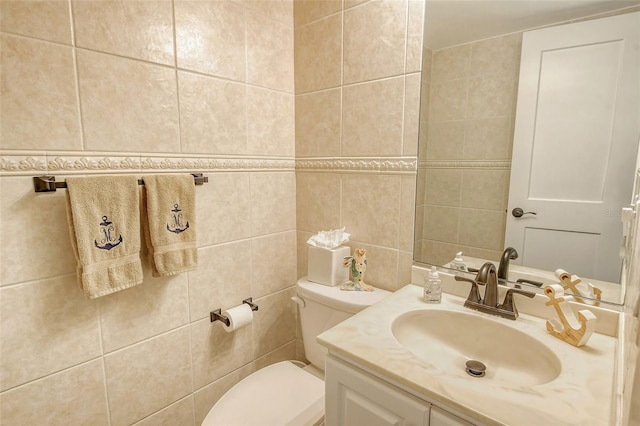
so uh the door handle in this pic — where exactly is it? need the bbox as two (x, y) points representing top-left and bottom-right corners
(512, 207), (537, 218)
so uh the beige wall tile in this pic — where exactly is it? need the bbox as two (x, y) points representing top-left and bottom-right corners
(247, 87), (295, 156)
(425, 169), (462, 207)
(0, 360), (108, 425)
(0, 0), (72, 44)
(463, 117), (513, 160)
(422, 205), (459, 244)
(404, 73), (421, 156)
(346, 242), (399, 292)
(190, 318), (254, 389)
(460, 169), (509, 211)
(342, 77), (404, 156)
(342, 174), (401, 248)
(406, 0), (425, 74)
(188, 241), (252, 322)
(98, 272), (189, 353)
(470, 33), (522, 79)
(0, 35), (81, 151)
(420, 239), (459, 266)
(0, 276), (101, 391)
(196, 173), (252, 246)
(193, 364), (255, 425)
(295, 88), (342, 157)
(400, 175), (416, 252)
(294, 14), (342, 93)
(466, 75), (515, 119)
(253, 287), (296, 357)
(105, 328), (193, 426)
(254, 341), (298, 370)
(458, 209), (506, 251)
(422, 47), (433, 83)
(77, 50), (179, 152)
(294, 0), (341, 27)
(296, 172), (342, 232)
(175, 0), (246, 81)
(397, 251), (414, 287)
(250, 172), (296, 235)
(246, 0), (293, 27)
(73, 0), (174, 65)
(134, 396), (195, 426)
(429, 78), (468, 122)
(178, 71), (247, 155)
(414, 204), (424, 249)
(251, 231), (297, 298)
(247, 12), (294, 93)
(0, 177), (76, 286)
(432, 44), (471, 82)
(343, 0), (407, 84)
(296, 230), (313, 279)
(463, 246), (501, 263)
(425, 121), (465, 160)
(344, 0), (368, 8)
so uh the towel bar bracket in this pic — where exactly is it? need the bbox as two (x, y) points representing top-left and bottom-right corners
(242, 297), (259, 312)
(33, 173), (209, 193)
(210, 309), (230, 326)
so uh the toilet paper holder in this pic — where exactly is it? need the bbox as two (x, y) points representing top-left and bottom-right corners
(210, 297), (259, 324)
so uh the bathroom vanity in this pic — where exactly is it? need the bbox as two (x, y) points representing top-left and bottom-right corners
(318, 274), (621, 425)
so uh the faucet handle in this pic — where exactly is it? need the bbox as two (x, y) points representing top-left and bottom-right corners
(454, 275), (484, 304)
(500, 288), (536, 319)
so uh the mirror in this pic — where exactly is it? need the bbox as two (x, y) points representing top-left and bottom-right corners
(414, 1), (640, 306)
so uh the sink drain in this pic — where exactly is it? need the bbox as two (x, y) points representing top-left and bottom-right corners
(465, 360), (486, 378)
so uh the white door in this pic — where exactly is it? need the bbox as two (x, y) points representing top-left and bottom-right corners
(505, 12), (640, 283)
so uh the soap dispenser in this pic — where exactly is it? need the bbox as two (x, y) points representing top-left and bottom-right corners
(450, 251), (468, 272)
(424, 266), (442, 303)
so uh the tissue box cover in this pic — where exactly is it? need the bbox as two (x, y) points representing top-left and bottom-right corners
(308, 245), (350, 286)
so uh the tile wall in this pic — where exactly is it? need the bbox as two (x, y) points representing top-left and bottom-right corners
(0, 1), (298, 424)
(294, 0), (424, 299)
(415, 33), (521, 266)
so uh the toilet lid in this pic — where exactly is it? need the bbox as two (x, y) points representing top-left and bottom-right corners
(202, 361), (324, 426)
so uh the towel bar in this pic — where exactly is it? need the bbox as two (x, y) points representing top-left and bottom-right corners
(32, 173), (208, 193)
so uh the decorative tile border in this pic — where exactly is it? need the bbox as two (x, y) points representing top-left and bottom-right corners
(0, 151), (296, 176)
(0, 153), (47, 174)
(1, 152), (417, 176)
(295, 157), (417, 174)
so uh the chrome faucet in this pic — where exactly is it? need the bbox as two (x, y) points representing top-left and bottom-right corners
(498, 247), (518, 283)
(455, 261), (535, 320)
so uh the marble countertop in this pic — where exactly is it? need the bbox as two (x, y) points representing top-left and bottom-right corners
(317, 283), (619, 426)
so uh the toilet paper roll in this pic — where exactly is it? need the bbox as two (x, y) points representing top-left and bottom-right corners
(221, 303), (254, 332)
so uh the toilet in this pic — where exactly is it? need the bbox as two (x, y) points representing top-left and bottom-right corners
(202, 277), (391, 426)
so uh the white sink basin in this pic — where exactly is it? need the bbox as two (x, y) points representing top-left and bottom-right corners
(391, 309), (562, 387)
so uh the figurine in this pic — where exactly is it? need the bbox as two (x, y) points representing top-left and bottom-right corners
(341, 248), (373, 291)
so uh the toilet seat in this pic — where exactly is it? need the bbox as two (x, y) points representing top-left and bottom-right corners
(202, 361), (325, 426)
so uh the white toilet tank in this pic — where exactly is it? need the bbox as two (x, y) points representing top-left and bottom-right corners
(296, 278), (391, 370)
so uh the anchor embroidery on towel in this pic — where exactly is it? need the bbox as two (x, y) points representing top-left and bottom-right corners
(166, 204), (190, 234)
(94, 216), (123, 250)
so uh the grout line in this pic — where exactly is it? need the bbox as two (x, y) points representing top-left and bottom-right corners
(0, 356), (103, 394)
(171, 0), (184, 153)
(95, 300), (114, 426)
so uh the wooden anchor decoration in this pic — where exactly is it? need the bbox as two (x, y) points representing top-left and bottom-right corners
(555, 269), (602, 306)
(544, 284), (596, 347)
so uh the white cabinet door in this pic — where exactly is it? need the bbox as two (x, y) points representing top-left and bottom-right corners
(429, 407), (473, 426)
(506, 12), (640, 282)
(325, 356), (431, 426)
